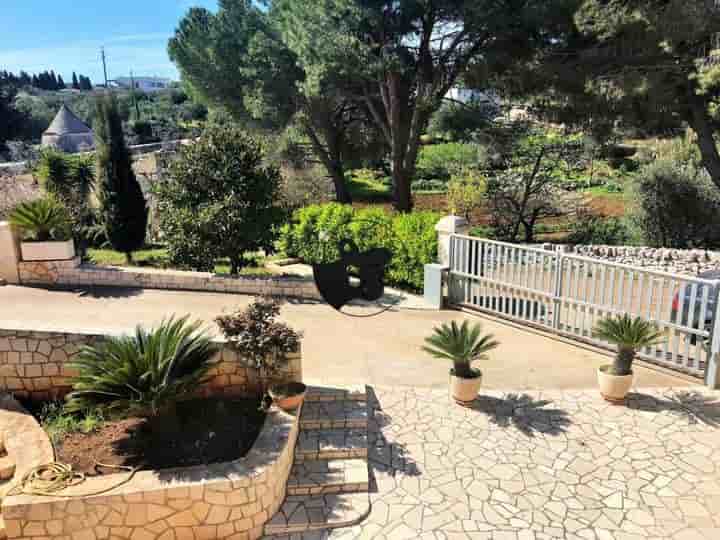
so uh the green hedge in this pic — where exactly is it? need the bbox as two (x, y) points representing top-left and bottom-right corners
(278, 204), (439, 291)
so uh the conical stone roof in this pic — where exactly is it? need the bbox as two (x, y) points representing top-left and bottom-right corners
(44, 104), (92, 136)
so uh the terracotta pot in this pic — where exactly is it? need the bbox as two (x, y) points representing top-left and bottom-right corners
(597, 365), (634, 402)
(269, 382), (307, 411)
(450, 369), (482, 405)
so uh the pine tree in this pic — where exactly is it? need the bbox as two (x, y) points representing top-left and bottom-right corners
(94, 94), (148, 263)
(72, 72), (79, 89)
(57, 75), (66, 90)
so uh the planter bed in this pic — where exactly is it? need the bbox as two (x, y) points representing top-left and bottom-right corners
(24, 397), (265, 476)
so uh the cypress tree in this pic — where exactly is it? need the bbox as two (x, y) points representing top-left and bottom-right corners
(57, 75), (66, 90)
(72, 72), (79, 89)
(94, 94), (148, 263)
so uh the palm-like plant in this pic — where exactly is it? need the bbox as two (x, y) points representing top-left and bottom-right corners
(65, 317), (218, 431)
(593, 314), (665, 376)
(423, 320), (499, 378)
(8, 196), (71, 241)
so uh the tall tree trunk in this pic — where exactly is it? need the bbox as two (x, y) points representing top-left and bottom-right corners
(303, 121), (352, 204)
(392, 167), (413, 212)
(688, 94), (720, 189)
(328, 161), (352, 204)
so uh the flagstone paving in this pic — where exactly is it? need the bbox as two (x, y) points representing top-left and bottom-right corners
(264, 385), (720, 540)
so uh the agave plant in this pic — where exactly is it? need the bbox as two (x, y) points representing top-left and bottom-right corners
(65, 316), (219, 430)
(423, 320), (499, 378)
(8, 196), (71, 241)
(593, 314), (665, 376)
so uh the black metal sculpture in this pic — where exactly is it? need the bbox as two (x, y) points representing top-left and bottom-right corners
(313, 239), (392, 311)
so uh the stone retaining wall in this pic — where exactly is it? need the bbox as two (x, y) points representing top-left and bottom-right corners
(543, 244), (720, 276)
(0, 328), (302, 401)
(2, 406), (299, 540)
(16, 258), (322, 300)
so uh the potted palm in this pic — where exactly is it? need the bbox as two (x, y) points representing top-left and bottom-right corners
(593, 314), (665, 401)
(423, 320), (499, 405)
(216, 297), (305, 411)
(65, 316), (218, 435)
(9, 196), (75, 261)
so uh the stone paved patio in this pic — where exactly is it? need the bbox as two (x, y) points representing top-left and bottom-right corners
(265, 385), (720, 540)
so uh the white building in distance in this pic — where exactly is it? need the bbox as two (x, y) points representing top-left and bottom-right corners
(113, 76), (172, 92)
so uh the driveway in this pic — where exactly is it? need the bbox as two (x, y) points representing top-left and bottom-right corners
(0, 285), (697, 390)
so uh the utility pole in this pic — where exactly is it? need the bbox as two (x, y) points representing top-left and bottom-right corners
(130, 70), (140, 120)
(101, 47), (109, 88)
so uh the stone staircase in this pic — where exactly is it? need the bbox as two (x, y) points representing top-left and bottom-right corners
(264, 386), (372, 537)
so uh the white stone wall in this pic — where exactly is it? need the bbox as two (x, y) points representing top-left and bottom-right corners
(2, 407), (299, 540)
(16, 260), (322, 301)
(0, 328), (302, 402)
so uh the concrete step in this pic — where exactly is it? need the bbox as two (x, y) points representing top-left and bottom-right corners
(0, 456), (15, 482)
(299, 400), (369, 430)
(295, 428), (368, 462)
(264, 492), (371, 536)
(286, 458), (369, 496)
(305, 385), (367, 402)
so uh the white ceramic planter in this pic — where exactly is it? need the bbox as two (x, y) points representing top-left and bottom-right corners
(597, 366), (634, 402)
(20, 239), (75, 262)
(451, 370), (482, 405)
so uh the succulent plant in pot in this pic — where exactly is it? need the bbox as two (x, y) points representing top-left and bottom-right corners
(423, 320), (499, 405)
(593, 314), (665, 401)
(9, 196), (75, 261)
(216, 297), (305, 411)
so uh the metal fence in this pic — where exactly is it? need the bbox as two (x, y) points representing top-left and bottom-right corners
(447, 235), (720, 379)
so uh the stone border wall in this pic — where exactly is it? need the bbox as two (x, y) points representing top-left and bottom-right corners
(16, 258), (322, 300)
(540, 243), (720, 276)
(2, 406), (299, 540)
(0, 328), (302, 402)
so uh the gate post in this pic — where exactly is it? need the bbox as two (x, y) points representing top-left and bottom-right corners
(435, 215), (469, 267)
(0, 221), (21, 284)
(705, 285), (720, 389)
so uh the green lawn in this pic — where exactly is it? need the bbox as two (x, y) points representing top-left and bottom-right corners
(87, 247), (280, 277)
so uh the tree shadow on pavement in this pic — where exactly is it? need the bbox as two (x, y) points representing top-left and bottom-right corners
(626, 390), (720, 428)
(469, 393), (573, 437)
(365, 386), (421, 492)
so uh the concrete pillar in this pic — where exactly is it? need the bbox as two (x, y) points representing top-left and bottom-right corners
(424, 263), (446, 309)
(0, 222), (21, 284)
(435, 215), (470, 267)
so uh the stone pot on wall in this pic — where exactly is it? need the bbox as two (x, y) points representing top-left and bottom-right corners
(20, 239), (75, 262)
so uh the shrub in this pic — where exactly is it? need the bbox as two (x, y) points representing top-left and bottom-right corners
(9, 196), (71, 241)
(447, 169), (486, 221)
(415, 143), (485, 184)
(279, 204), (439, 291)
(567, 215), (634, 245)
(277, 203), (355, 264)
(156, 125), (285, 273)
(36, 148), (95, 252)
(389, 211), (440, 290)
(95, 94), (148, 263)
(427, 102), (494, 142)
(216, 297), (302, 394)
(631, 159), (720, 248)
(66, 316), (218, 432)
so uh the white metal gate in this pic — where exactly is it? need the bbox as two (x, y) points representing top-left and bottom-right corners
(448, 235), (720, 379)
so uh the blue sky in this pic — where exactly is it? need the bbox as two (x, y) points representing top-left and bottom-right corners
(0, 0), (218, 84)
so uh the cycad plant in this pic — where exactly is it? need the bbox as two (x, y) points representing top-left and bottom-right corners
(8, 196), (71, 241)
(423, 320), (499, 378)
(66, 317), (218, 432)
(593, 314), (665, 376)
